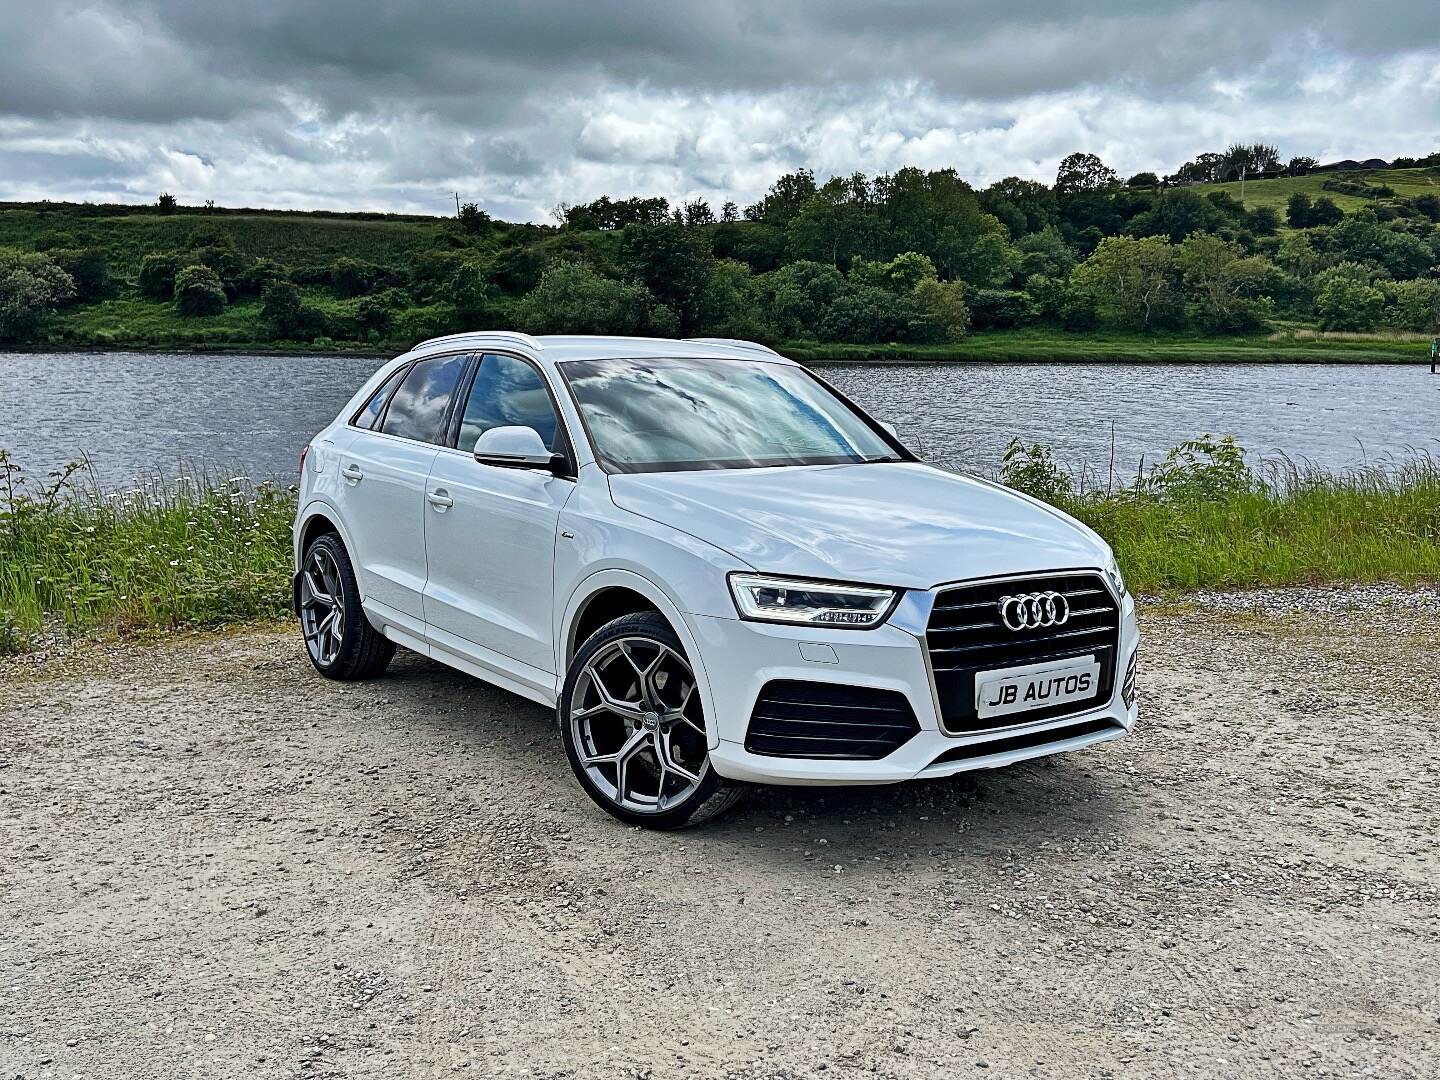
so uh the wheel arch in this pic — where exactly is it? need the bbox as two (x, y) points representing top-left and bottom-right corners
(560, 569), (719, 749)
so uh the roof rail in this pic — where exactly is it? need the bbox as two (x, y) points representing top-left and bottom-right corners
(413, 330), (543, 352)
(683, 337), (781, 357)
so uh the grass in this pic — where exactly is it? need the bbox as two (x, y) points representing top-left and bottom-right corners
(3, 438), (1437, 653)
(792, 328), (1424, 364)
(0, 452), (293, 653)
(1193, 166), (1440, 215)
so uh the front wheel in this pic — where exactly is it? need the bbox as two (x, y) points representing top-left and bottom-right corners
(559, 612), (745, 829)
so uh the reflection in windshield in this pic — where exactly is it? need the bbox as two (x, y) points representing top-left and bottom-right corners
(561, 356), (902, 473)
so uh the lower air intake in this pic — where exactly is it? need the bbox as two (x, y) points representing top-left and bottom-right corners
(744, 681), (920, 760)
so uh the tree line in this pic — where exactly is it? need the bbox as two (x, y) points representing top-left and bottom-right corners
(3, 147), (1439, 347)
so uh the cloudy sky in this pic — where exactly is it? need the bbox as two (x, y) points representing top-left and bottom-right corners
(2, 1), (1437, 222)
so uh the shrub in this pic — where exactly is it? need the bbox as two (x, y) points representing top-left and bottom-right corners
(138, 252), (183, 299)
(0, 251), (76, 343)
(514, 261), (675, 336)
(1001, 440), (1073, 502)
(1385, 279), (1440, 332)
(909, 278), (970, 342)
(967, 288), (1034, 329)
(1316, 276), (1385, 331)
(329, 257), (382, 298)
(260, 282), (329, 340)
(50, 248), (113, 301)
(174, 264), (227, 317)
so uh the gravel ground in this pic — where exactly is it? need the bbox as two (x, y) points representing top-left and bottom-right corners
(2, 588), (1438, 1079)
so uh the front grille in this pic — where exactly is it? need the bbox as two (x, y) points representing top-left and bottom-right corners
(928, 718), (1122, 767)
(927, 572), (1120, 734)
(745, 680), (920, 760)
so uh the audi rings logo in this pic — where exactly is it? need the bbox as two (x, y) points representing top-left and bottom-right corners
(998, 591), (1070, 631)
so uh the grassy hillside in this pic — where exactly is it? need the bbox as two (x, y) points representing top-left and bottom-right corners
(1194, 167), (1440, 216)
(0, 203), (461, 276)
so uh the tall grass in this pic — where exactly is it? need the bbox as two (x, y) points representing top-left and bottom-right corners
(0, 451), (293, 653)
(1, 436), (1437, 654)
(1001, 436), (1440, 592)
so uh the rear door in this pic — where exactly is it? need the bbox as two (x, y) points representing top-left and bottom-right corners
(337, 352), (470, 621)
(423, 352), (576, 675)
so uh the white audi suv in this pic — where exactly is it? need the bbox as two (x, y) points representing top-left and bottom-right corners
(293, 332), (1138, 827)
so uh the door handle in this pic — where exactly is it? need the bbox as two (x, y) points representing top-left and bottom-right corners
(427, 489), (454, 509)
(341, 464), (363, 483)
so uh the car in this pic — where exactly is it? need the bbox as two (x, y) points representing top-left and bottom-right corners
(293, 332), (1139, 828)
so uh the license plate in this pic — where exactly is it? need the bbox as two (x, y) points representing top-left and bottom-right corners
(975, 655), (1100, 720)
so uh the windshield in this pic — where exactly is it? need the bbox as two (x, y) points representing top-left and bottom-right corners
(560, 356), (904, 473)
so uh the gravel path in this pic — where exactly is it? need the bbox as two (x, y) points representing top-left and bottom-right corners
(3, 590), (1438, 1079)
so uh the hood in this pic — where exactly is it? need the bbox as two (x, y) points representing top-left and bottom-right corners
(608, 462), (1107, 591)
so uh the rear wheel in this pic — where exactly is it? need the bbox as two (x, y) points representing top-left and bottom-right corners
(559, 612), (745, 829)
(298, 532), (394, 680)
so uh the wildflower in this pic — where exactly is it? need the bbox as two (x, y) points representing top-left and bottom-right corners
(169, 559), (179, 567)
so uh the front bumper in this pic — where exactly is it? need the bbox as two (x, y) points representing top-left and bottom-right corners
(687, 587), (1139, 787)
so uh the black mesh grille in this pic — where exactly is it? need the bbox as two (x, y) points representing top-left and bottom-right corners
(745, 681), (920, 760)
(927, 572), (1120, 734)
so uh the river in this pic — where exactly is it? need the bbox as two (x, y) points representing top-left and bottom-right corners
(0, 351), (1434, 486)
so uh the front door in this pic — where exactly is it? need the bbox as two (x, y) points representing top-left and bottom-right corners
(423, 352), (575, 674)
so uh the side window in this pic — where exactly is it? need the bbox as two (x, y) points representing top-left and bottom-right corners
(457, 353), (561, 452)
(380, 353), (469, 444)
(351, 365), (408, 430)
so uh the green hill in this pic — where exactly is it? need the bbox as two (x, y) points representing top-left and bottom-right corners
(1194, 166), (1440, 216)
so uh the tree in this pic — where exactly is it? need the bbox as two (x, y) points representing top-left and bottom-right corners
(514, 261), (675, 335)
(719, 200), (740, 223)
(50, 248), (112, 302)
(745, 169), (817, 225)
(1286, 156), (1318, 176)
(967, 288), (1035, 330)
(456, 201), (491, 234)
(329, 257), (382, 298)
(446, 262), (498, 324)
(816, 283), (913, 344)
(1309, 196), (1344, 226)
(1070, 235), (1182, 330)
(260, 282), (328, 340)
(683, 199), (715, 226)
(138, 252), (183, 299)
(1386, 280), (1440, 332)
(1125, 189), (1225, 243)
(980, 177), (1058, 237)
(1176, 234), (1272, 332)
(759, 260), (846, 338)
(1315, 276), (1384, 330)
(1286, 192), (1313, 229)
(173, 264), (227, 316)
(1170, 152), (1227, 184)
(909, 278), (970, 342)
(618, 222), (714, 330)
(0, 251), (75, 342)
(1219, 143), (1281, 180)
(1014, 226), (1078, 281)
(156, 192), (178, 214)
(1054, 153), (1119, 195)
(1244, 206), (1282, 236)
(848, 252), (937, 293)
(879, 167), (1015, 285)
(1127, 172), (1160, 188)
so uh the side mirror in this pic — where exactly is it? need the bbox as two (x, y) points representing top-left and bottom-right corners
(879, 421), (898, 437)
(473, 426), (564, 474)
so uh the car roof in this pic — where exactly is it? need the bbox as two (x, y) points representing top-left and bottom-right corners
(405, 332), (794, 368)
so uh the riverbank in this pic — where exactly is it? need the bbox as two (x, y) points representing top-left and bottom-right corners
(13, 326), (1431, 364)
(4, 590), (1437, 1077)
(2, 443), (1437, 653)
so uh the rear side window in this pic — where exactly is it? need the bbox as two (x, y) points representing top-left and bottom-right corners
(380, 353), (469, 444)
(457, 353), (560, 452)
(352, 365), (408, 430)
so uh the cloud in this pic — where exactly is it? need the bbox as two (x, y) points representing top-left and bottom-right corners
(0, 1), (1436, 219)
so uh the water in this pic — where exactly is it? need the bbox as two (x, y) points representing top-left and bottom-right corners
(0, 351), (1435, 486)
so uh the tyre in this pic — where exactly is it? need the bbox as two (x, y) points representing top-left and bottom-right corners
(297, 532), (395, 680)
(559, 612), (746, 829)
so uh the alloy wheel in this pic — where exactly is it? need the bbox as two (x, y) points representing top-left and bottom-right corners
(568, 636), (710, 815)
(299, 545), (346, 666)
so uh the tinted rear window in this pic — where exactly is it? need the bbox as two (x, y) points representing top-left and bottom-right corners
(352, 365), (408, 430)
(379, 354), (468, 444)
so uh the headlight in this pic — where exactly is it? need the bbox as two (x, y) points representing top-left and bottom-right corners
(1104, 553), (1128, 598)
(728, 573), (899, 628)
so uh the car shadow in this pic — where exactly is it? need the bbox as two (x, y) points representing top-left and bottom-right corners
(382, 648), (1131, 858)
